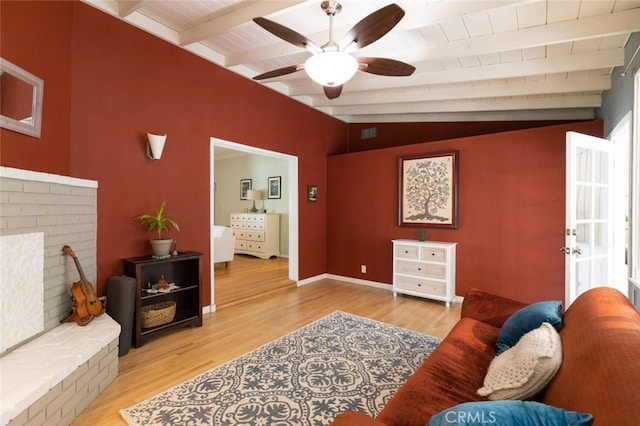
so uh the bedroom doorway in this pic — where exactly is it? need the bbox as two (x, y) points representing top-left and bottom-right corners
(209, 138), (299, 310)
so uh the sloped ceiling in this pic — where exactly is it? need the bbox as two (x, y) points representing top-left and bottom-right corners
(84, 0), (640, 123)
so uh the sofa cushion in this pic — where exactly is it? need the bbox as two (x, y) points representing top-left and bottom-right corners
(542, 287), (640, 425)
(428, 401), (593, 426)
(496, 301), (562, 354)
(478, 322), (561, 400)
(375, 318), (500, 426)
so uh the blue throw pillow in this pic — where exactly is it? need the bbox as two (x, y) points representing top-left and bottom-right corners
(496, 301), (563, 354)
(428, 401), (593, 426)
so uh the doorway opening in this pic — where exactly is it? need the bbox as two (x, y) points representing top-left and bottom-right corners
(209, 138), (299, 311)
(608, 112), (632, 295)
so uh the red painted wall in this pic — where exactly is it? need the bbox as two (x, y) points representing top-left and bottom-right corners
(0, 1), (73, 173)
(327, 121), (603, 303)
(1, 1), (347, 303)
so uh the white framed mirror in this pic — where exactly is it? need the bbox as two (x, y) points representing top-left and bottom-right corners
(0, 58), (44, 138)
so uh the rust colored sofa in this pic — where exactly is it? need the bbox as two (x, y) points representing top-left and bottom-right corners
(331, 287), (640, 425)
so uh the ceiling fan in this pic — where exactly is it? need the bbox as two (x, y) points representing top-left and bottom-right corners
(252, 1), (415, 100)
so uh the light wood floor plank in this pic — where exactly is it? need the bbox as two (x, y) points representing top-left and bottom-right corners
(214, 255), (295, 308)
(72, 277), (461, 425)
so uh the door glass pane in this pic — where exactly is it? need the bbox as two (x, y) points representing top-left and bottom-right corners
(576, 185), (591, 220)
(594, 223), (608, 255)
(576, 148), (591, 181)
(575, 260), (590, 297)
(594, 187), (607, 219)
(577, 223), (591, 256)
(594, 151), (609, 184)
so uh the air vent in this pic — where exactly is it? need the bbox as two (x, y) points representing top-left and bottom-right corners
(361, 127), (377, 140)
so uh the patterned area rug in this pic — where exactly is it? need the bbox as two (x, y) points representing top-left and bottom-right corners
(120, 311), (440, 426)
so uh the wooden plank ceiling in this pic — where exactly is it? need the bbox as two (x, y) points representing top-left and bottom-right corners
(85, 0), (640, 122)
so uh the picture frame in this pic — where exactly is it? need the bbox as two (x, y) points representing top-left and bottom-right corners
(268, 176), (281, 199)
(240, 179), (252, 200)
(307, 185), (318, 202)
(398, 150), (459, 229)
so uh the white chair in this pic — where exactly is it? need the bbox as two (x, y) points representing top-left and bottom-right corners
(213, 225), (235, 268)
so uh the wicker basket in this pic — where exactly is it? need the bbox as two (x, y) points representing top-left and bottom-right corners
(141, 301), (176, 328)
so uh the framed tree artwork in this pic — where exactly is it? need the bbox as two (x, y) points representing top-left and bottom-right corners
(268, 176), (281, 199)
(398, 151), (459, 229)
(240, 179), (252, 200)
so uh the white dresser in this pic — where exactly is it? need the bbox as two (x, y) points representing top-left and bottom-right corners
(230, 213), (280, 259)
(392, 240), (457, 307)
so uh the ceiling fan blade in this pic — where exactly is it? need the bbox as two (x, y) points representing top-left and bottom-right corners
(341, 4), (405, 51)
(323, 85), (343, 99)
(357, 57), (415, 76)
(253, 65), (303, 80)
(253, 17), (320, 52)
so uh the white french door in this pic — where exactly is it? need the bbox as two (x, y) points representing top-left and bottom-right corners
(565, 131), (615, 306)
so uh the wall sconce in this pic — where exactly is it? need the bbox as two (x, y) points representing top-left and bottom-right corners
(246, 190), (262, 213)
(146, 133), (167, 160)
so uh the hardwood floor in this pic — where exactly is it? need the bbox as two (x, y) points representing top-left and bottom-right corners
(214, 254), (295, 308)
(72, 275), (461, 426)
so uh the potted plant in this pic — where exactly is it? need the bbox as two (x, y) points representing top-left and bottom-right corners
(136, 200), (180, 258)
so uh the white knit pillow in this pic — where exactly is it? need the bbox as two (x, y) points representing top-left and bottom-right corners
(478, 322), (562, 400)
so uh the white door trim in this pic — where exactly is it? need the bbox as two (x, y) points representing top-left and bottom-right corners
(209, 138), (299, 311)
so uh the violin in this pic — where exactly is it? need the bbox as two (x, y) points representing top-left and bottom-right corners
(61, 245), (104, 326)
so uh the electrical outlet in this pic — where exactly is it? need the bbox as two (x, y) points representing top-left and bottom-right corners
(361, 265), (366, 274)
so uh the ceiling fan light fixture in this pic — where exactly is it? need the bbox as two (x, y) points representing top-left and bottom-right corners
(304, 51), (358, 87)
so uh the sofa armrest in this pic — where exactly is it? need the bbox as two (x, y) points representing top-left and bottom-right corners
(330, 412), (386, 426)
(461, 288), (528, 328)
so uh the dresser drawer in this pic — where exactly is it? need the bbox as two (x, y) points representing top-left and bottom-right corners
(421, 247), (446, 262)
(395, 244), (420, 259)
(232, 213), (266, 222)
(247, 222), (265, 231)
(233, 230), (264, 240)
(244, 230), (265, 242)
(246, 241), (265, 253)
(394, 275), (445, 296)
(395, 260), (446, 279)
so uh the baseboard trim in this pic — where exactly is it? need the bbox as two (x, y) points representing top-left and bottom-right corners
(297, 274), (329, 286)
(325, 274), (392, 290)
(297, 274), (464, 304)
(297, 273), (391, 290)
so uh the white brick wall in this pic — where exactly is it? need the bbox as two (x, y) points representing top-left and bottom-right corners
(0, 167), (110, 426)
(6, 338), (118, 426)
(0, 314), (120, 425)
(0, 167), (98, 342)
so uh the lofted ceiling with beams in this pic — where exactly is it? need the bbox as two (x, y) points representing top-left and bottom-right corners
(84, 0), (640, 123)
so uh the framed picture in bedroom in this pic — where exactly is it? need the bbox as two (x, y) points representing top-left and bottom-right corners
(268, 176), (281, 199)
(398, 150), (459, 229)
(240, 179), (252, 200)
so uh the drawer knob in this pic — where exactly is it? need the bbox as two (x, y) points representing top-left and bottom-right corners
(404, 250), (409, 253)
(431, 253), (435, 256)
(418, 283), (422, 287)
(417, 267), (422, 271)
